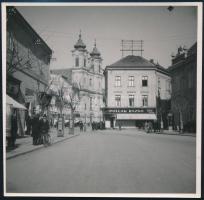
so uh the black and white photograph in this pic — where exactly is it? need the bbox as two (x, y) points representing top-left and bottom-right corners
(2, 2), (202, 198)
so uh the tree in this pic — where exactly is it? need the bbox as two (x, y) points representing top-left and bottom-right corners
(49, 74), (81, 135)
(66, 82), (81, 134)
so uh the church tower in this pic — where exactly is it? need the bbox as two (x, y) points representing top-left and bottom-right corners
(90, 39), (103, 74)
(71, 31), (89, 68)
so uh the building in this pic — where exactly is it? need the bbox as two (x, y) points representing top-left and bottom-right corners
(49, 73), (73, 119)
(103, 55), (171, 129)
(168, 43), (197, 132)
(51, 32), (104, 125)
(6, 6), (52, 136)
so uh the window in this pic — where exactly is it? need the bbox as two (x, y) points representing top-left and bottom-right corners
(188, 72), (193, 88)
(158, 78), (161, 90)
(99, 64), (101, 73)
(90, 97), (93, 110)
(128, 76), (134, 87)
(8, 33), (14, 51)
(129, 95), (134, 107)
(142, 76), (148, 87)
(115, 76), (121, 87)
(115, 95), (121, 107)
(142, 95), (148, 107)
(166, 80), (171, 92)
(84, 58), (86, 67)
(89, 78), (92, 86)
(75, 57), (79, 67)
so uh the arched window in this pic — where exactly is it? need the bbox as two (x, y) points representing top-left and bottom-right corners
(75, 57), (79, 67)
(84, 58), (86, 67)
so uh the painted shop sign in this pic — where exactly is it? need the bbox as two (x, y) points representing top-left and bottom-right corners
(102, 107), (156, 114)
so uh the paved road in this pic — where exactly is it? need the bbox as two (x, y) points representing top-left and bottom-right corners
(6, 130), (196, 194)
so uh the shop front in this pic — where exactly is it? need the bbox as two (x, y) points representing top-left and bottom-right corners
(102, 107), (157, 129)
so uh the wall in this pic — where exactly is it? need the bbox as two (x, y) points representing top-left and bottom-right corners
(107, 69), (157, 107)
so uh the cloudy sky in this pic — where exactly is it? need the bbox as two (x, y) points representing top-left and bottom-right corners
(17, 4), (197, 70)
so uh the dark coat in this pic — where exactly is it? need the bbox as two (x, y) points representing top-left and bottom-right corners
(40, 119), (50, 134)
(31, 115), (40, 136)
(11, 114), (18, 138)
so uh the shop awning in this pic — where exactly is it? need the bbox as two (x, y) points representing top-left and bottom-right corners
(117, 113), (157, 120)
(6, 95), (27, 110)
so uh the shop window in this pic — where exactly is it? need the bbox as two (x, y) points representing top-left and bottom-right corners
(115, 76), (121, 87)
(142, 95), (148, 107)
(129, 95), (134, 107)
(128, 76), (134, 87)
(142, 76), (148, 87)
(115, 95), (121, 107)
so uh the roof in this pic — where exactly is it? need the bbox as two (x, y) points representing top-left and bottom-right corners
(50, 68), (72, 84)
(74, 32), (86, 49)
(168, 42), (197, 72)
(90, 40), (101, 57)
(108, 55), (155, 68)
(8, 6), (52, 55)
(106, 55), (169, 75)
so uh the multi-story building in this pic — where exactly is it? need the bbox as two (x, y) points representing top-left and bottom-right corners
(103, 55), (171, 129)
(6, 6), (52, 136)
(51, 32), (104, 125)
(168, 43), (197, 132)
(49, 73), (73, 119)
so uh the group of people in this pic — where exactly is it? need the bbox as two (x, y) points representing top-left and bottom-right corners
(145, 121), (161, 133)
(31, 113), (50, 145)
(91, 121), (105, 131)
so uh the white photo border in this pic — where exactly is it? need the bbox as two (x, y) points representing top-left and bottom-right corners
(2, 2), (202, 198)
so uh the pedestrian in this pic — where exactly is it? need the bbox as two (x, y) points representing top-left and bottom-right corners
(10, 109), (18, 148)
(31, 110), (40, 145)
(39, 114), (50, 145)
(25, 114), (32, 135)
(119, 122), (121, 130)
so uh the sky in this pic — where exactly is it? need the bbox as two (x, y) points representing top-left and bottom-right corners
(17, 5), (197, 70)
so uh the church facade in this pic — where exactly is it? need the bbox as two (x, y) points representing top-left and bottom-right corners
(51, 32), (104, 124)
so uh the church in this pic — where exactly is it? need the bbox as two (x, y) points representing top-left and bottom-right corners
(51, 32), (104, 125)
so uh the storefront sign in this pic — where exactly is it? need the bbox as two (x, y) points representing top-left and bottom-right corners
(102, 107), (156, 114)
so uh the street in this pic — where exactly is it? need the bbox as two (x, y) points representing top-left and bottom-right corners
(6, 129), (196, 194)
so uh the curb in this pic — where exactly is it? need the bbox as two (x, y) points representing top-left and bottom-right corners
(6, 133), (80, 160)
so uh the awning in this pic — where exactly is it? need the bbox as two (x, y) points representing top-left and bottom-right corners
(6, 95), (27, 110)
(117, 113), (157, 120)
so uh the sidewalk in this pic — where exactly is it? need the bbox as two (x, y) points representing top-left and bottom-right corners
(6, 127), (81, 160)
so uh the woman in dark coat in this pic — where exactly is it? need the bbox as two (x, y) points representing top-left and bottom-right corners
(31, 113), (40, 145)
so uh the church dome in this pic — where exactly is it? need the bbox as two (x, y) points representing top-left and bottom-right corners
(74, 31), (86, 49)
(90, 40), (101, 57)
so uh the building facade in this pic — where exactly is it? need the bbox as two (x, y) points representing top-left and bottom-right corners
(103, 55), (171, 129)
(51, 32), (104, 125)
(168, 43), (197, 132)
(6, 6), (52, 136)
